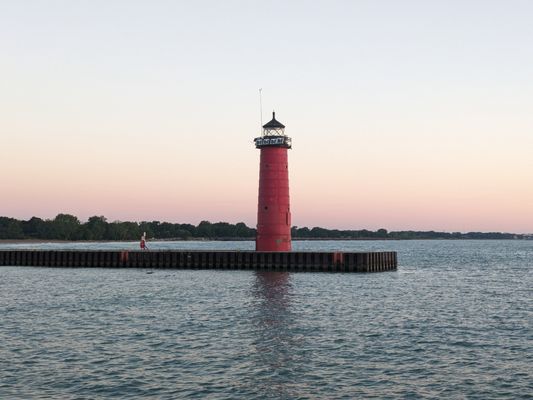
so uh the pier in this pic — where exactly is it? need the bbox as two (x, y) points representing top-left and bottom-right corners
(0, 250), (397, 272)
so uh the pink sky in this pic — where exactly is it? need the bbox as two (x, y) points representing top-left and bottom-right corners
(1, 1), (532, 233)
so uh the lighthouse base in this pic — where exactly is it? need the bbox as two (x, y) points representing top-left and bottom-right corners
(255, 236), (291, 252)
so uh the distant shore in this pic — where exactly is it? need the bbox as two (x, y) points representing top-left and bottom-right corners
(1, 237), (531, 244)
(2, 215), (531, 241)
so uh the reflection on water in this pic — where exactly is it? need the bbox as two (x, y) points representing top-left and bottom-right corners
(250, 272), (303, 398)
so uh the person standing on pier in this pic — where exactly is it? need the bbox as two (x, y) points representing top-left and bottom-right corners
(140, 232), (148, 250)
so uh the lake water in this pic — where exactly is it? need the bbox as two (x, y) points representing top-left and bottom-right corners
(0, 240), (531, 399)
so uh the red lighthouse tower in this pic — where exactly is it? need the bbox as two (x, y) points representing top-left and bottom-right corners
(254, 111), (292, 251)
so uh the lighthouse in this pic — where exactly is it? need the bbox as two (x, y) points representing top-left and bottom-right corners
(254, 111), (292, 251)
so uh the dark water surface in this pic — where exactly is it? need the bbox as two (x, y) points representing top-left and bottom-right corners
(1, 240), (531, 399)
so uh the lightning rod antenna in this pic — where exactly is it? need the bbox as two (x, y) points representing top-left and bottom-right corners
(259, 88), (263, 135)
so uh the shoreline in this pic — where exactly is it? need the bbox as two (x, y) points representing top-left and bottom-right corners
(0, 237), (530, 244)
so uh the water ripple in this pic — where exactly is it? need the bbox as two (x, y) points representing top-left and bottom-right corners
(0, 240), (532, 398)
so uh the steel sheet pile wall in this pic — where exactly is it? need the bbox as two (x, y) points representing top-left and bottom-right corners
(0, 250), (397, 272)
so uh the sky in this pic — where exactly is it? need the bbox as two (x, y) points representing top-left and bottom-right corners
(1, 0), (532, 233)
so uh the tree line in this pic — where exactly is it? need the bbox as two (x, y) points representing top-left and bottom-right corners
(290, 227), (526, 240)
(0, 215), (254, 241)
(0, 214), (529, 241)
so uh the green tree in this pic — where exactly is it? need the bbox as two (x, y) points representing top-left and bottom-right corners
(197, 220), (214, 238)
(52, 214), (81, 240)
(22, 217), (47, 238)
(84, 216), (108, 240)
(235, 222), (255, 237)
(376, 228), (388, 238)
(138, 222), (156, 239)
(107, 221), (141, 240)
(0, 217), (24, 239)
